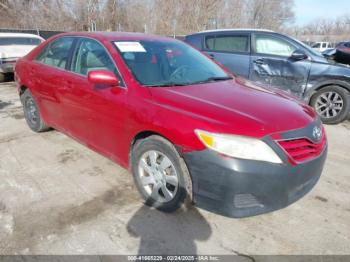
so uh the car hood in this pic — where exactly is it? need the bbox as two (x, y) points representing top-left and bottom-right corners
(149, 79), (316, 138)
(0, 45), (37, 59)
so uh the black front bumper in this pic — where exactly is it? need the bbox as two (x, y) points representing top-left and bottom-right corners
(183, 146), (327, 218)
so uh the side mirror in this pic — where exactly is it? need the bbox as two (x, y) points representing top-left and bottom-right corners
(290, 50), (308, 61)
(87, 70), (120, 86)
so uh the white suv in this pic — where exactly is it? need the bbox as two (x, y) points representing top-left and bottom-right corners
(311, 42), (334, 52)
(0, 33), (44, 82)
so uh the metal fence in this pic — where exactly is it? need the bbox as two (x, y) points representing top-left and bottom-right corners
(0, 28), (64, 39)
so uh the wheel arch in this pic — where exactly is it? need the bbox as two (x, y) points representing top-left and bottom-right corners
(306, 80), (350, 104)
(130, 130), (183, 159)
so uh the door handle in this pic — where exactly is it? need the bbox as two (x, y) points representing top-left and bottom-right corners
(209, 53), (215, 59)
(253, 59), (266, 65)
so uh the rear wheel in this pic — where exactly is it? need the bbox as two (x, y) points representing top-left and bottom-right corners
(310, 85), (350, 124)
(0, 73), (5, 82)
(21, 89), (51, 132)
(131, 135), (191, 212)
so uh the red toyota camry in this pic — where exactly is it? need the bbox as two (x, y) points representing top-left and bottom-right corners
(15, 32), (327, 217)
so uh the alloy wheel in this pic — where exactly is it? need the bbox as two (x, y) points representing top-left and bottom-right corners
(315, 91), (344, 119)
(138, 150), (179, 203)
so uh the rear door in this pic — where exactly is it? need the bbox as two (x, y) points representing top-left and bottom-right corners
(202, 32), (251, 78)
(33, 37), (76, 128)
(249, 33), (311, 97)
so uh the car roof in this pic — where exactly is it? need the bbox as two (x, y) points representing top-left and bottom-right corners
(0, 32), (44, 39)
(54, 31), (178, 42)
(191, 28), (274, 35)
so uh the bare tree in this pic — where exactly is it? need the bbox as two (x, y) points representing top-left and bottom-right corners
(0, 0), (296, 35)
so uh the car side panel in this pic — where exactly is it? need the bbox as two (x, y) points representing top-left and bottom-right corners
(303, 62), (350, 102)
(249, 54), (312, 98)
(206, 51), (250, 78)
(249, 33), (312, 98)
(17, 59), (67, 128)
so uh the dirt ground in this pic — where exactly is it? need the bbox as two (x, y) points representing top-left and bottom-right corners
(0, 81), (349, 255)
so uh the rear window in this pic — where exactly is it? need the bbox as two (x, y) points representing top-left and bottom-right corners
(0, 37), (42, 46)
(205, 35), (249, 53)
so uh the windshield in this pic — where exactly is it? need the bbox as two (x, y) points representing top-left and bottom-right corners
(114, 40), (231, 86)
(0, 37), (42, 46)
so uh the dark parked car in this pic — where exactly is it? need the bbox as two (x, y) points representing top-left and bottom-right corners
(336, 41), (350, 51)
(322, 42), (350, 65)
(185, 29), (350, 124)
(15, 32), (327, 218)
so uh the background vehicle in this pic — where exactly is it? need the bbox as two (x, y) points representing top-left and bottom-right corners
(15, 32), (327, 218)
(334, 41), (350, 64)
(311, 41), (334, 52)
(185, 29), (350, 124)
(0, 33), (44, 82)
(322, 42), (350, 65)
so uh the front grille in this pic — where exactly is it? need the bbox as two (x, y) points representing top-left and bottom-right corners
(277, 134), (326, 163)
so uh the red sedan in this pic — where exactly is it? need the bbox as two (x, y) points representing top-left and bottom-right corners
(15, 32), (327, 217)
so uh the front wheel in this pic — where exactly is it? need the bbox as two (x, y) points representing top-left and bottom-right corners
(310, 85), (350, 124)
(131, 135), (191, 212)
(0, 73), (5, 82)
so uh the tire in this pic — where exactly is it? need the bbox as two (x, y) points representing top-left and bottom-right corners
(310, 85), (350, 124)
(20, 89), (51, 132)
(131, 135), (192, 212)
(0, 73), (5, 83)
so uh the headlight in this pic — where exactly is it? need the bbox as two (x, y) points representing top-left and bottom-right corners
(195, 130), (282, 164)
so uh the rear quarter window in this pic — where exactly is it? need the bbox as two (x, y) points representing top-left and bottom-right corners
(35, 37), (74, 69)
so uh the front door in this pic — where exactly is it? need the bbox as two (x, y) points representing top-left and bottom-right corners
(249, 33), (311, 98)
(66, 37), (127, 157)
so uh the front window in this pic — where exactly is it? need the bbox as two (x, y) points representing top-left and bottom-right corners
(71, 38), (118, 76)
(254, 34), (296, 57)
(0, 37), (42, 46)
(114, 40), (231, 86)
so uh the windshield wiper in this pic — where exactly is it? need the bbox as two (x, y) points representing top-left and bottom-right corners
(191, 76), (233, 84)
(145, 76), (233, 87)
(145, 82), (189, 87)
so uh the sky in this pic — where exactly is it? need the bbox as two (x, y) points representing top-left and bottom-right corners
(294, 0), (350, 25)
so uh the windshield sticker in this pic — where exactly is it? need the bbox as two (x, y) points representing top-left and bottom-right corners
(114, 42), (146, 52)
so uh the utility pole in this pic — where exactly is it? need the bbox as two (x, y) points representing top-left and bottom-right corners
(87, 0), (99, 31)
(173, 19), (177, 38)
